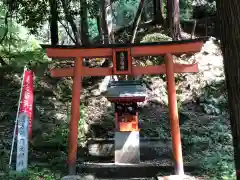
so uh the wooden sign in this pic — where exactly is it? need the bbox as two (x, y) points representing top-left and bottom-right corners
(16, 112), (29, 172)
(113, 48), (132, 75)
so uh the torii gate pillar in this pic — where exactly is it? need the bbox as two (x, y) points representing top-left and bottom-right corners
(165, 54), (184, 175)
(68, 57), (82, 174)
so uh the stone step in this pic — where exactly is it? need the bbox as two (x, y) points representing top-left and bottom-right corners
(30, 138), (172, 162)
(61, 175), (204, 180)
(62, 175), (156, 180)
(87, 138), (172, 159)
(77, 161), (197, 179)
(87, 137), (167, 143)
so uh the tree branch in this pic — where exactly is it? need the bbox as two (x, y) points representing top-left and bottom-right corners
(60, 0), (81, 45)
(131, 0), (146, 43)
(58, 20), (76, 44)
(191, 20), (197, 39)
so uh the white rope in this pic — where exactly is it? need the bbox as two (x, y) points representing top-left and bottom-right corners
(9, 66), (27, 168)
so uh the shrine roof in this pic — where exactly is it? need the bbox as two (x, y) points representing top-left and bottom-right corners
(41, 37), (208, 49)
(105, 80), (147, 99)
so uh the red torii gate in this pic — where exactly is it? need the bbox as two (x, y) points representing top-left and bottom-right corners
(42, 38), (206, 175)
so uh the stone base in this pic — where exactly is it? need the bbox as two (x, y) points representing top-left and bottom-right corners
(157, 175), (192, 180)
(114, 131), (140, 164)
(61, 175), (94, 180)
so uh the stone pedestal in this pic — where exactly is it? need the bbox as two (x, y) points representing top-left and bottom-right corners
(114, 131), (140, 164)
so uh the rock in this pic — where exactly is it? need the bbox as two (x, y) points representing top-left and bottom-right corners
(148, 98), (162, 105)
(98, 76), (112, 93)
(54, 113), (68, 121)
(201, 37), (219, 55)
(91, 89), (101, 96)
(83, 123), (89, 134)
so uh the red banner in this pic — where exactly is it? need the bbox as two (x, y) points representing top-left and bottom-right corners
(18, 69), (34, 139)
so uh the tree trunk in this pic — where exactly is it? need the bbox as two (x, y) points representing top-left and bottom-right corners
(130, 0), (146, 43)
(153, 0), (164, 25)
(216, 1), (240, 179)
(0, 11), (8, 44)
(101, 0), (115, 44)
(100, 0), (115, 68)
(80, 0), (90, 45)
(142, 9), (148, 22)
(166, 0), (181, 40)
(99, 0), (119, 87)
(101, 1), (109, 44)
(60, 0), (81, 45)
(49, 0), (59, 45)
(97, 14), (104, 43)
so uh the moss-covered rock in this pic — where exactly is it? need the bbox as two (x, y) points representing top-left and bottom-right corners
(141, 33), (172, 43)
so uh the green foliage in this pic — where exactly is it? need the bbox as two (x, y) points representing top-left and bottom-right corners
(202, 152), (235, 180)
(42, 104), (86, 146)
(180, 0), (194, 20)
(200, 80), (227, 115)
(181, 116), (235, 180)
(113, 0), (139, 28)
(140, 32), (171, 65)
(1, 170), (29, 180)
(2, 167), (62, 180)
(176, 78), (233, 179)
(88, 18), (98, 39)
(0, 3), (49, 69)
(2, 0), (49, 34)
(143, 0), (154, 21)
(141, 32), (172, 43)
(192, 0), (216, 18)
(180, 0), (216, 20)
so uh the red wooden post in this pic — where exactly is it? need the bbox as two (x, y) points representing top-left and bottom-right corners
(68, 57), (82, 175)
(165, 54), (184, 175)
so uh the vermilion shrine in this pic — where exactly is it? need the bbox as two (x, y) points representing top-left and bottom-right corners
(42, 38), (206, 176)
